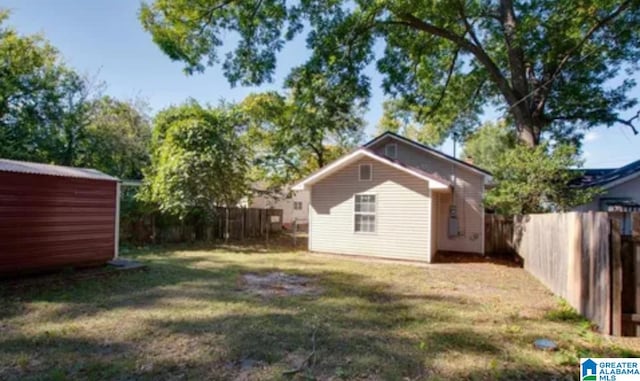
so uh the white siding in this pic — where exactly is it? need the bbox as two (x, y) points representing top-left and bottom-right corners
(574, 174), (640, 212)
(371, 137), (486, 254)
(310, 157), (432, 262)
(250, 189), (309, 224)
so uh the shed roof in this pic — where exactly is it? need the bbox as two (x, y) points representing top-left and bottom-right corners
(0, 159), (119, 182)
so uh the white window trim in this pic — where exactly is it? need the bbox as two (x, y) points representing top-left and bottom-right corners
(353, 193), (377, 234)
(359, 163), (372, 181)
(385, 143), (397, 159)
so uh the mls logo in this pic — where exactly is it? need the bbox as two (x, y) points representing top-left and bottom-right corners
(581, 358), (597, 381)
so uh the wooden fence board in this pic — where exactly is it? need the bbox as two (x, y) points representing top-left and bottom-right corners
(611, 216), (622, 336)
(484, 214), (515, 256)
(120, 207), (284, 244)
(516, 213), (572, 300)
(486, 212), (614, 334)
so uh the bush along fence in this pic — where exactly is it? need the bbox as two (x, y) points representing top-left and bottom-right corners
(120, 206), (283, 245)
(485, 212), (640, 337)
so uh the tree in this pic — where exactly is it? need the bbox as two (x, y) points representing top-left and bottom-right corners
(484, 143), (598, 214)
(461, 119), (516, 172)
(80, 96), (152, 179)
(0, 11), (93, 164)
(140, 0), (640, 148)
(141, 100), (251, 220)
(55, 71), (94, 166)
(241, 85), (364, 189)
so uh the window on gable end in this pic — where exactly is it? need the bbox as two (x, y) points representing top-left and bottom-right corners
(359, 164), (372, 181)
(385, 143), (397, 158)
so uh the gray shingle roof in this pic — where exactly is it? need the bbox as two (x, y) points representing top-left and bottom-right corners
(0, 159), (119, 181)
(364, 131), (493, 176)
(366, 149), (453, 188)
(575, 159), (640, 188)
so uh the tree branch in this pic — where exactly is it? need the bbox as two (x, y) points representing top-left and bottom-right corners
(457, 2), (484, 51)
(195, 0), (236, 37)
(499, 0), (529, 104)
(393, 13), (519, 107)
(424, 47), (460, 118)
(550, 1), (632, 83)
(307, 142), (324, 167)
(616, 110), (640, 135)
(550, 109), (640, 135)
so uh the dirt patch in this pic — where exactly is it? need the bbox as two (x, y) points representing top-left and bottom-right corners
(239, 272), (322, 297)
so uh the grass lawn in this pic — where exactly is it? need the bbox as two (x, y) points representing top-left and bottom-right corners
(1, 242), (638, 380)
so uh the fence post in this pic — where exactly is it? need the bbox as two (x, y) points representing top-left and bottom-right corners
(240, 207), (245, 242)
(225, 207), (230, 242)
(567, 212), (583, 313)
(151, 214), (157, 244)
(266, 210), (270, 247)
(633, 213), (640, 336)
(611, 216), (623, 336)
(293, 219), (297, 247)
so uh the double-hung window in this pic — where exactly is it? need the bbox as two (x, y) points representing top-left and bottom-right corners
(354, 194), (376, 233)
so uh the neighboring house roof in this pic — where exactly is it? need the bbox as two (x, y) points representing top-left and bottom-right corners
(292, 148), (452, 191)
(364, 131), (493, 179)
(575, 159), (640, 189)
(0, 158), (119, 182)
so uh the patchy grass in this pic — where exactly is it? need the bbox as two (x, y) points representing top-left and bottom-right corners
(1, 243), (638, 380)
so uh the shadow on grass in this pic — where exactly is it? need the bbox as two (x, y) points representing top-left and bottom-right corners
(0, 244), (629, 380)
(123, 235), (308, 257)
(433, 251), (522, 267)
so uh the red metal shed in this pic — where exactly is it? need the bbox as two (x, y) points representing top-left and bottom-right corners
(0, 159), (120, 274)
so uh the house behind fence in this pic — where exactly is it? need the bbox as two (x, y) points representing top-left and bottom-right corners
(486, 212), (640, 337)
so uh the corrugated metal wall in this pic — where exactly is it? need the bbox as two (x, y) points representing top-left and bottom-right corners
(0, 171), (117, 274)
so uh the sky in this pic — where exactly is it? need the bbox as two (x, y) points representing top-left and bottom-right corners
(3, 0), (640, 168)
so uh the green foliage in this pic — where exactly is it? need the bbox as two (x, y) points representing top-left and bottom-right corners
(140, 0), (640, 147)
(461, 120), (516, 173)
(241, 85), (364, 190)
(545, 299), (585, 323)
(485, 143), (600, 215)
(0, 11), (91, 164)
(0, 12), (150, 179)
(142, 100), (251, 219)
(80, 96), (152, 179)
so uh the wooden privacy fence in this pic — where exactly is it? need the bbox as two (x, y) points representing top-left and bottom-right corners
(617, 213), (640, 336)
(484, 215), (516, 256)
(485, 212), (640, 336)
(121, 207), (283, 244)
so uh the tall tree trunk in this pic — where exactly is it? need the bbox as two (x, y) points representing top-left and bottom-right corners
(514, 107), (547, 147)
(63, 128), (75, 165)
(308, 143), (325, 168)
(517, 124), (537, 147)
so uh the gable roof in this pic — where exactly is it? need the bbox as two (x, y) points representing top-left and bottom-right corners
(364, 131), (492, 178)
(292, 148), (451, 191)
(575, 159), (640, 189)
(0, 158), (118, 182)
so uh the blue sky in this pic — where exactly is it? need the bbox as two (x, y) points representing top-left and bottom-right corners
(4, 0), (640, 168)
